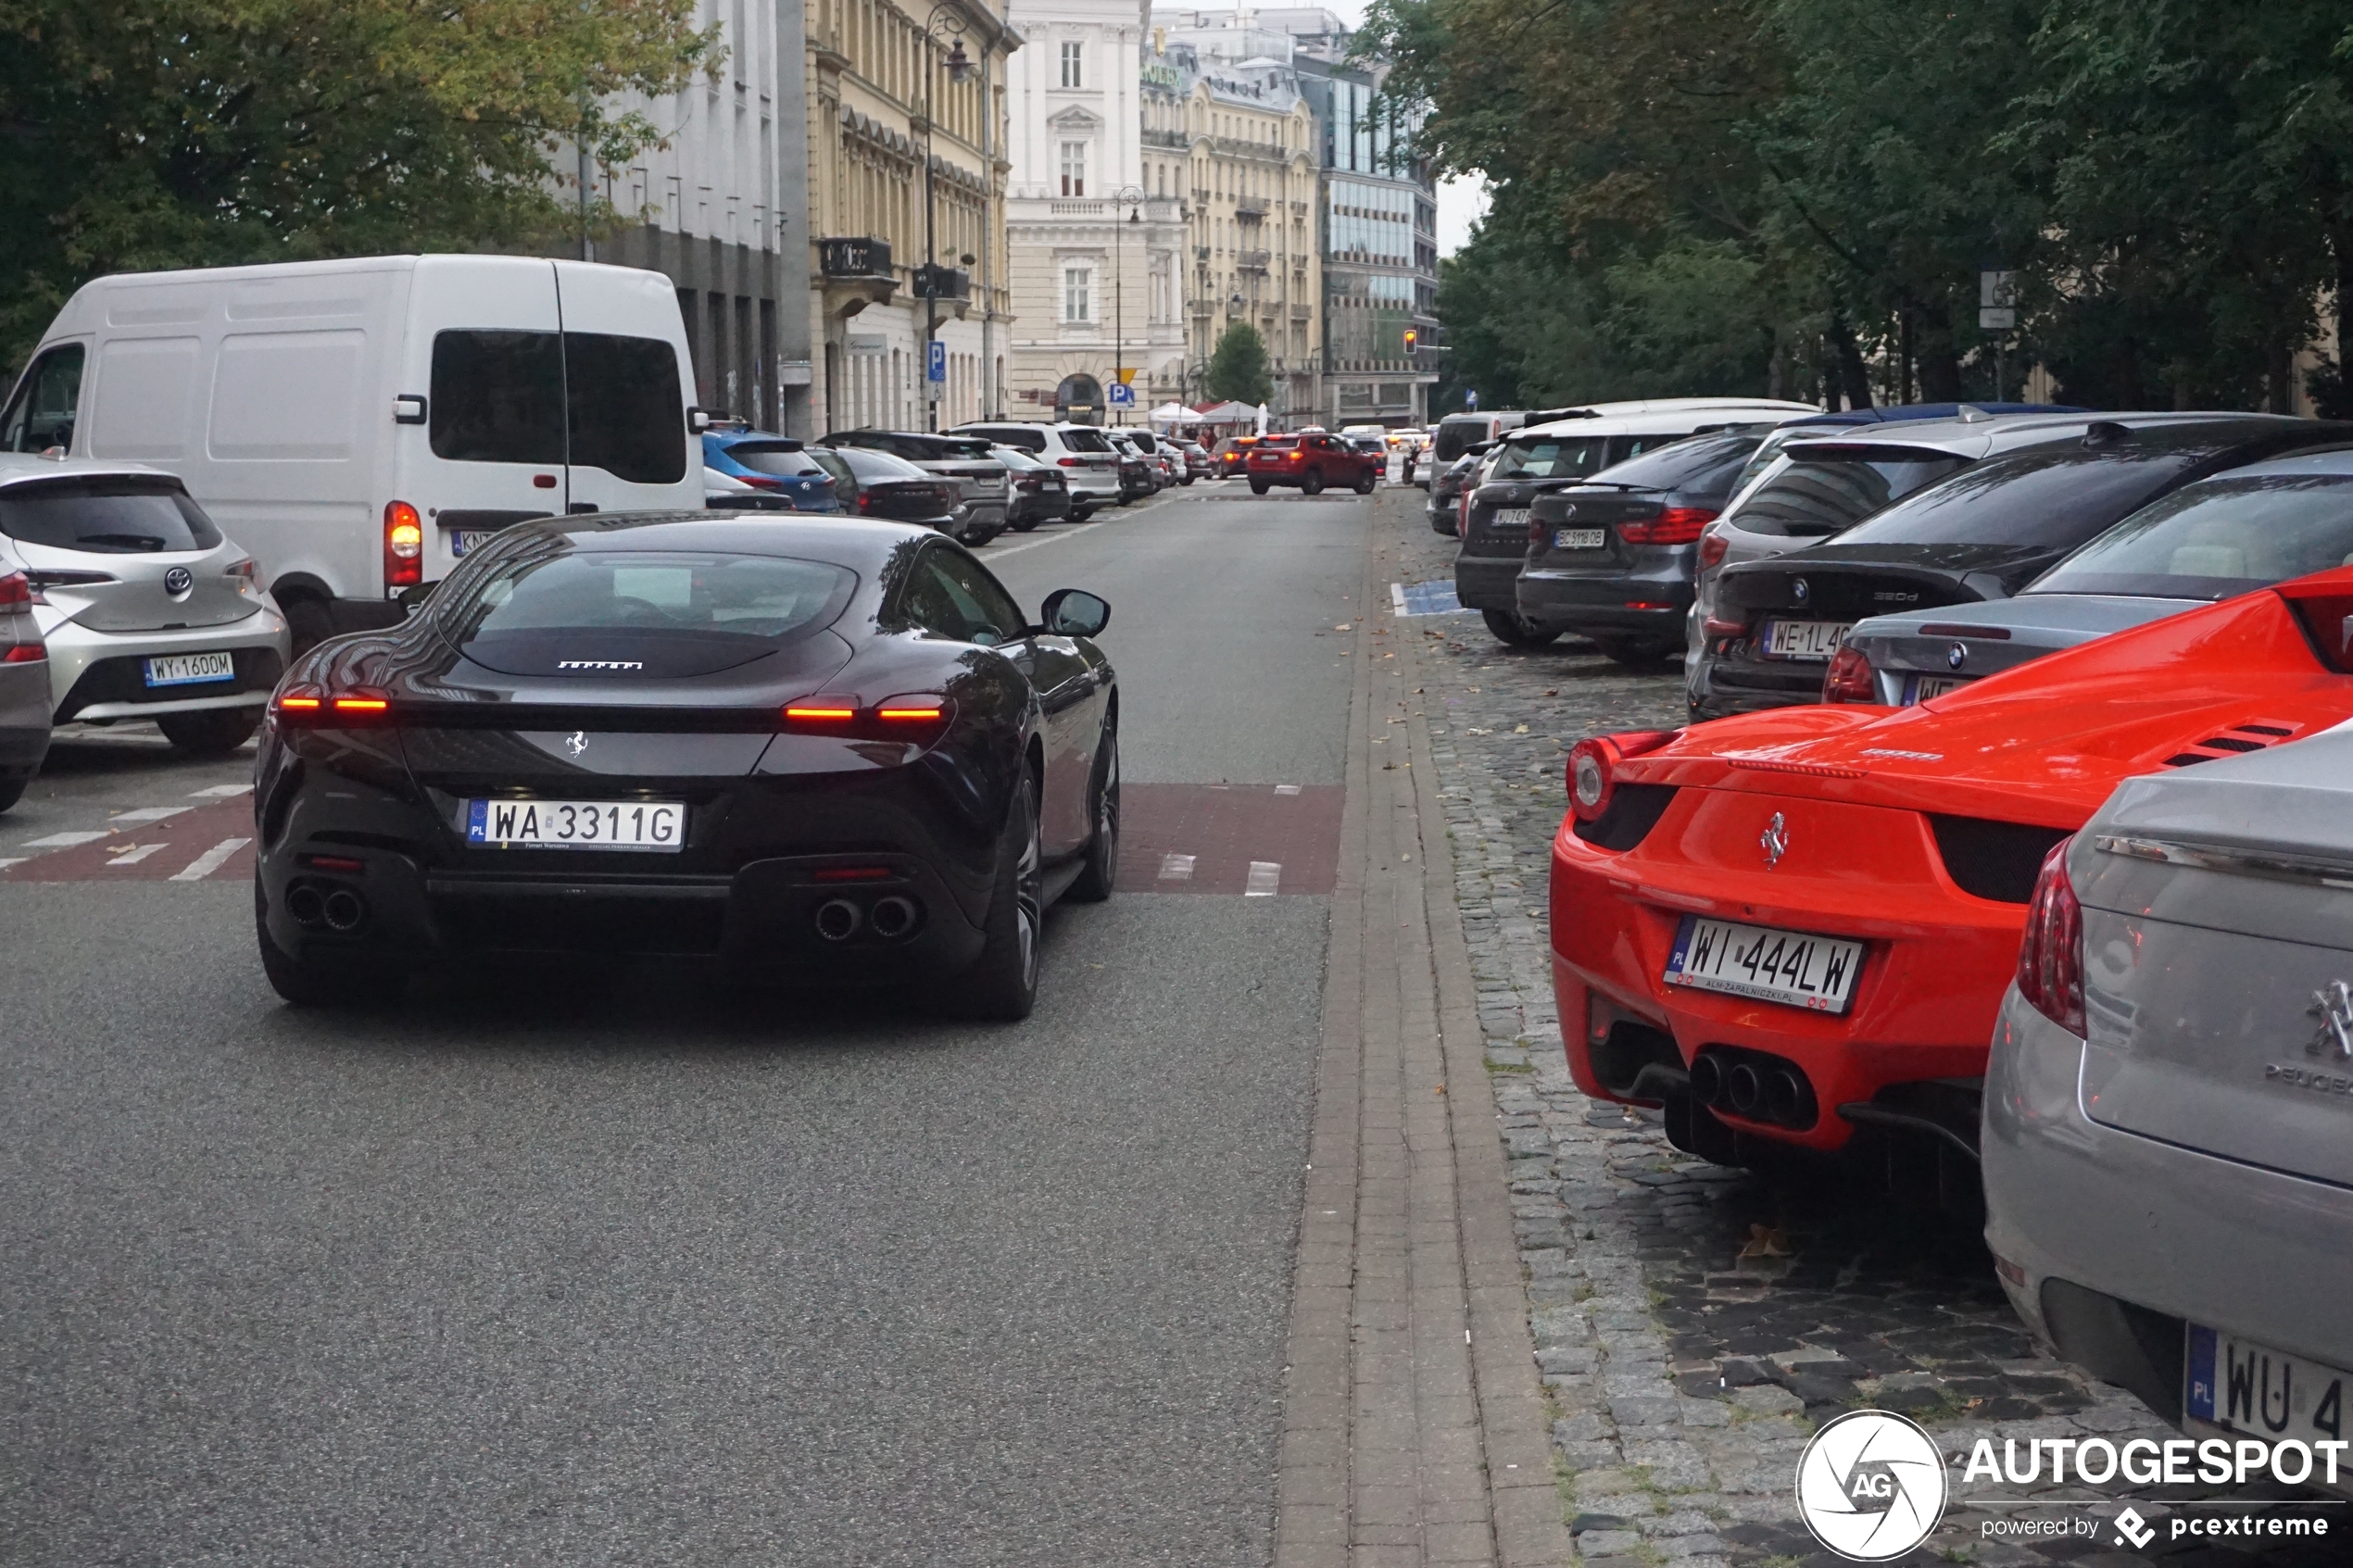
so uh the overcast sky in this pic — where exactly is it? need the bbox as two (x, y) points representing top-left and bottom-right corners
(1315, 0), (1488, 254)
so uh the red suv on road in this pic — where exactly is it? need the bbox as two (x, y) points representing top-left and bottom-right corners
(1246, 433), (1383, 495)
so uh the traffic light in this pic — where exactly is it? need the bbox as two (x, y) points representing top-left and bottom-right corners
(1403, 328), (1418, 353)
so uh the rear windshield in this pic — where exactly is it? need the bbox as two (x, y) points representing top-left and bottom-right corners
(725, 441), (828, 478)
(2030, 473), (2353, 600)
(1062, 428), (1114, 454)
(0, 478), (222, 553)
(1731, 446), (1972, 538)
(825, 445), (929, 480)
(1259, 436), (1300, 451)
(959, 425), (1044, 453)
(1591, 432), (1766, 495)
(1431, 417), (1491, 463)
(1491, 433), (1612, 481)
(1834, 449), (2202, 549)
(446, 548), (857, 676)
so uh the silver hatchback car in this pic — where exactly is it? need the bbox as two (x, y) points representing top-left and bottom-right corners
(1984, 723), (2353, 1468)
(0, 456), (290, 768)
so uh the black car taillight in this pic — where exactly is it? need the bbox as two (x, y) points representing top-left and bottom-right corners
(1617, 507), (1717, 546)
(272, 684), (393, 727)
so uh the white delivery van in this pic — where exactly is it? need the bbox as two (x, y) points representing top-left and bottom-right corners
(0, 255), (705, 646)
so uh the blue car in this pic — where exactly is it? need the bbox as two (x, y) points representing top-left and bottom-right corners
(702, 428), (839, 511)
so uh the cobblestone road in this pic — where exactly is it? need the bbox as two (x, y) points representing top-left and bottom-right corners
(1378, 494), (2344, 1568)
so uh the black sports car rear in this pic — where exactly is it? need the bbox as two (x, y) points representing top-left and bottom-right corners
(251, 516), (1119, 1020)
(1703, 417), (2353, 714)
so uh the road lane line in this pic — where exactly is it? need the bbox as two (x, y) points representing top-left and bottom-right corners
(187, 784), (253, 797)
(0, 858), (22, 871)
(169, 838), (251, 882)
(1275, 784), (1302, 796)
(1245, 860), (1281, 897)
(108, 845), (167, 865)
(1390, 583), (1409, 614)
(110, 807), (191, 823)
(20, 831), (107, 848)
(1157, 853), (1195, 882)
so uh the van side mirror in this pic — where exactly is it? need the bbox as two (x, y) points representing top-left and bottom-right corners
(1038, 587), (1111, 638)
(688, 407), (712, 433)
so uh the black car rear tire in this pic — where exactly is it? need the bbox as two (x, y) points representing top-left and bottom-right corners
(1070, 505), (1094, 522)
(1249, 478), (1270, 495)
(0, 777), (24, 813)
(950, 771), (1043, 1021)
(283, 595), (335, 657)
(1302, 470), (1326, 495)
(1481, 608), (1561, 648)
(158, 708), (261, 756)
(1353, 469), (1377, 495)
(1013, 514), (1040, 533)
(1598, 639), (1679, 670)
(1066, 729), (1119, 904)
(255, 874), (403, 1008)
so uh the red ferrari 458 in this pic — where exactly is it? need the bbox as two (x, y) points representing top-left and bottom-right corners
(1550, 564), (2353, 1167)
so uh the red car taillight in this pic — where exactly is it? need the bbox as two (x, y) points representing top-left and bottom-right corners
(0, 570), (31, 607)
(1821, 646), (1877, 703)
(1566, 729), (1681, 822)
(1698, 528), (1730, 570)
(1617, 507), (1718, 546)
(737, 473), (785, 490)
(272, 684), (393, 727)
(2017, 838), (2086, 1036)
(384, 500), (424, 587)
(781, 694), (955, 745)
(1058, 457), (1085, 467)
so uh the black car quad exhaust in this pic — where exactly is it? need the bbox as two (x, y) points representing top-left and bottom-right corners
(285, 879), (369, 934)
(1689, 1045), (1818, 1130)
(813, 893), (926, 944)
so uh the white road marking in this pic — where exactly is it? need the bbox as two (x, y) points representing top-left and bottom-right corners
(107, 844), (167, 865)
(983, 487), (1184, 558)
(169, 837), (251, 882)
(1245, 860), (1282, 897)
(1390, 583), (1409, 614)
(110, 806), (191, 823)
(20, 831), (107, 848)
(1157, 853), (1196, 882)
(187, 784), (252, 797)
(0, 858), (23, 871)
(1275, 784), (1302, 797)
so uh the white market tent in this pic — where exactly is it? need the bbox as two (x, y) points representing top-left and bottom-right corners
(1150, 403), (1208, 425)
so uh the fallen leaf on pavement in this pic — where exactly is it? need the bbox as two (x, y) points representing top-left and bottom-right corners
(1738, 1224), (1794, 1259)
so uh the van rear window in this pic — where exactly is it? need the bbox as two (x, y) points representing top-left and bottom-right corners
(429, 330), (686, 484)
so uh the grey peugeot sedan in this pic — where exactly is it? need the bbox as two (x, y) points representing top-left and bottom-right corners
(1984, 721), (2353, 1466)
(1, 456), (290, 764)
(1832, 445), (2353, 705)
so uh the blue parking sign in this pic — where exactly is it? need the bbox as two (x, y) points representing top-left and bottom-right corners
(1107, 382), (1134, 407)
(926, 339), (946, 383)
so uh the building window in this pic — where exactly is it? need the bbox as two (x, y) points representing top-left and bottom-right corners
(1064, 265), (1093, 322)
(1061, 41), (1082, 89)
(1060, 141), (1087, 197)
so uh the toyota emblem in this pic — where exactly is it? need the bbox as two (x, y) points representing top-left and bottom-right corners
(1792, 578), (1810, 604)
(1947, 642), (1968, 671)
(163, 567), (194, 596)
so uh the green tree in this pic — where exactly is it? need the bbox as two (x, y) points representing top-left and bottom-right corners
(0, 0), (721, 358)
(1206, 321), (1273, 405)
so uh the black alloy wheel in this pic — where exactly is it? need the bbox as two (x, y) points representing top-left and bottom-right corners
(1071, 505), (1094, 522)
(254, 872), (403, 1008)
(1250, 478), (1271, 495)
(1480, 608), (1562, 648)
(1353, 469), (1378, 495)
(951, 771), (1043, 1021)
(1067, 727), (1119, 903)
(158, 708), (262, 756)
(1012, 511), (1039, 532)
(1302, 469), (1326, 496)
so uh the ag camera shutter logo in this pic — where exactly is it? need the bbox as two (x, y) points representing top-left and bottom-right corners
(1795, 1409), (1949, 1561)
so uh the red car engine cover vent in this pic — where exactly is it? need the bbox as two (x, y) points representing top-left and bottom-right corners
(2160, 720), (2304, 769)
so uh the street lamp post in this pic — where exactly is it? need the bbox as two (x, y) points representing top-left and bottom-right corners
(921, 6), (975, 433)
(1113, 184), (1144, 426)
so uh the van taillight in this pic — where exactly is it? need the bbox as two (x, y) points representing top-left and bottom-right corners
(384, 501), (423, 588)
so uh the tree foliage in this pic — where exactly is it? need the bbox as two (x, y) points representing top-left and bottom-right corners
(1367, 0), (2353, 413)
(0, 0), (721, 356)
(1206, 321), (1273, 405)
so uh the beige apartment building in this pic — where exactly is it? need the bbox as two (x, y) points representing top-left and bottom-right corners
(803, 0), (1020, 432)
(1148, 29), (1321, 419)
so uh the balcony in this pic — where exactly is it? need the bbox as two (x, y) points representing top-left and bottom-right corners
(818, 236), (894, 318)
(1195, 245), (1212, 261)
(912, 263), (970, 302)
(1235, 202), (1266, 223)
(1143, 127), (1189, 150)
(1189, 298), (1215, 317)
(1291, 304), (1314, 320)
(1238, 250), (1270, 272)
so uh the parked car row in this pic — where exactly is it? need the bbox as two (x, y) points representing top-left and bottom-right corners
(1540, 401), (2353, 1470)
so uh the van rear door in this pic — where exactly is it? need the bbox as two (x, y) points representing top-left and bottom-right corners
(552, 262), (698, 517)
(399, 257), (567, 585)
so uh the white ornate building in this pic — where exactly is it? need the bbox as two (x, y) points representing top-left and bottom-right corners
(1001, 0), (1188, 423)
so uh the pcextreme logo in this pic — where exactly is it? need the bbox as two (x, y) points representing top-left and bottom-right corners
(1795, 1409), (1949, 1561)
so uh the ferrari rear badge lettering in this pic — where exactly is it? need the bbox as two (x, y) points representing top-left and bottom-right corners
(1760, 811), (1791, 869)
(2308, 981), (2353, 1060)
(558, 659), (645, 671)
(1858, 747), (1944, 760)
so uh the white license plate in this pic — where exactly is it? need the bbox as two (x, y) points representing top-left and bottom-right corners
(465, 798), (685, 851)
(1664, 915), (1865, 1014)
(2186, 1325), (2351, 1445)
(1905, 674), (1971, 705)
(143, 651), (235, 687)
(1489, 508), (1529, 530)
(450, 530), (501, 558)
(1762, 619), (1854, 659)
(1554, 528), (1607, 550)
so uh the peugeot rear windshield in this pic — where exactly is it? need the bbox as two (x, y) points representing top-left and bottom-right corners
(1732, 446), (1973, 538)
(2030, 473), (2353, 600)
(0, 477), (223, 554)
(1832, 449), (2204, 549)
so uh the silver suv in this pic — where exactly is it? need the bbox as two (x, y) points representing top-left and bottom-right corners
(948, 421), (1122, 520)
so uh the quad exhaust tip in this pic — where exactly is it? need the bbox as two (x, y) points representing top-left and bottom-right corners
(321, 889), (367, 932)
(286, 884), (325, 927)
(869, 896), (918, 940)
(1690, 1047), (1817, 1130)
(813, 899), (862, 942)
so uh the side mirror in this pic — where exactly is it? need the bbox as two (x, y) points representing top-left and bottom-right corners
(688, 407), (713, 433)
(1038, 587), (1111, 638)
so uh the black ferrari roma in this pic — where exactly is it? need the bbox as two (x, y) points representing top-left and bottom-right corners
(251, 515), (1118, 1020)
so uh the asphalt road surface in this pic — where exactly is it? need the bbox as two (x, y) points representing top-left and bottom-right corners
(0, 485), (1369, 1567)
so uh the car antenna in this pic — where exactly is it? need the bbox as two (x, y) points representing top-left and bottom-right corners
(2082, 420), (2132, 448)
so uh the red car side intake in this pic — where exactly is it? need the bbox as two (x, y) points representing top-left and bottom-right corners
(1549, 565), (2353, 1162)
